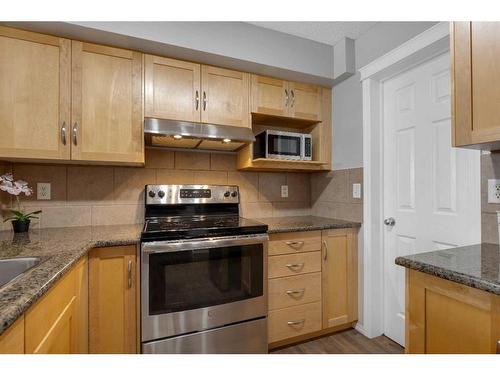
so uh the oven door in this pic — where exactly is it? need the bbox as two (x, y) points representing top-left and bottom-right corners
(141, 234), (268, 342)
(266, 131), (302, 160)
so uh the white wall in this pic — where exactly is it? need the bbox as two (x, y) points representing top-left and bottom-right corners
(332, 22), (438, 170)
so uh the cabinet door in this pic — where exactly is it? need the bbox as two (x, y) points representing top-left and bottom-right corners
(452, 22), (500, 147)
(0, 26), (70, 161)
(406, 269), (500, 354)
(201, 65), (250, 128)
(71, 41), (143, 164)
(288, 81), (322, 121)
(89, 246), (137, 354)
(145, 55), (201, 122)
(0, 316), (24, 354)
(25, 257), (87, 354)
(321, 228), (358, 329)
(250, 75), (288, 117)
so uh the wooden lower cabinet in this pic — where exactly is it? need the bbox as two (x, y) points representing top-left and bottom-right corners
(267, 229), (358, 348)
(89, 245), (137, 354)
(0, 316), (25, 354)
(406, 269), (500, 354)
(321, 228), (358, 329)
(25, 257), (88, 354)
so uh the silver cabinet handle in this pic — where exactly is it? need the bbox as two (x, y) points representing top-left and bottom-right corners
(286, 288), (305, 296)
(286, 263), (304, 271)
(61, 121), (67, 145)
(497, 338), (500, 354)
(286, 240), (304, 248)
(384, 217), (396, 226)
(287, 319), (305, 326)
(195, 90), (199, 110)
(284, 89), (289, 106)
(127, 260), (132, 289)
(72, 122), (78, 146)
(290, 89), (295, 107)
(323, 239), (328, 261)
(202, 91), (207, 111)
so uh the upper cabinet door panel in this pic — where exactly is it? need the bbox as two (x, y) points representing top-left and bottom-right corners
(288, 81), (322, 121)
(0, 27), (70, 160)
(201, 66), (250, 128)
(471, 23), (500, 137)
(250, 75), (288, 117)
(71, 42), (143, 164)
(144, 55), (201, 122)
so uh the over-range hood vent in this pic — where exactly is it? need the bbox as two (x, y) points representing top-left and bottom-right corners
(144, 118), (255, 152)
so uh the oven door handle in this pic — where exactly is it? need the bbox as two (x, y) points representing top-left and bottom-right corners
(141, 234), (269, 254)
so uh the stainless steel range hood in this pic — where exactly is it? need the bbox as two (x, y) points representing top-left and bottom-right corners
(144, 118), (255, 152)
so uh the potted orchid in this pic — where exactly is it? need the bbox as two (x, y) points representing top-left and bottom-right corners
(0, 173), (41, 233)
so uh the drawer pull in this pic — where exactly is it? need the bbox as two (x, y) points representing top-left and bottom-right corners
(287, 319), (305, 326)
(286, 263), (305, 271)
(497, 338), (500, 354)
(286, 288), (305, 296)
(286, 241), (304, 248)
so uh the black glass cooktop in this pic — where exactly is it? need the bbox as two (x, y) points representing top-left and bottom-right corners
(141, 215), (268, 241)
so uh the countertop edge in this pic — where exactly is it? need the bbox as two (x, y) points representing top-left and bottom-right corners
(395, 256), (500, 296)
(0, 237), (139, 336)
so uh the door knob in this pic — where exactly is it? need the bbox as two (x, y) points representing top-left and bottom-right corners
(384, 217), (396, 226)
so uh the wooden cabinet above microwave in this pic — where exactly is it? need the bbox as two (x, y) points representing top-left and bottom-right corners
(144, 55), (250, 128)
(250, 75), (322, 122)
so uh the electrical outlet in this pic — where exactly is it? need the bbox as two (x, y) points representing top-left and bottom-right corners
(352, 183), (362, 199)
(37, 182), (51, 200)
(281, 185), (288, 198)
(487, 179), (500, 203)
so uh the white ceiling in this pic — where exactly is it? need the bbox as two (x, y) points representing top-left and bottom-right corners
(247, 22), (378, 46)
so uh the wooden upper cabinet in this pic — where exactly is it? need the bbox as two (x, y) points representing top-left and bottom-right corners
(0, 26), (70, 161)
(321, 228), (358, 329)
(71, 41), (144, 164)
(145, 55), (201, 122)
(250, 75), (322, 122)
(288, 81), (322, 121)
(201, 65), (250, 128)
(251, 75), (288, 117)
(452, 22), (500, 148)
(89, 246), (137, 354)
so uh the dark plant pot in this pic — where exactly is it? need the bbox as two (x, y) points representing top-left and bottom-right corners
(12, 219), (30, 233)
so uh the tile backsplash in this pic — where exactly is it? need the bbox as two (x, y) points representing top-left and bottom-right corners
(481, 152), (500, 243)
(0, 149), (312, 229)
(310, 168), (363, 222)
(0, 152), (364, 230)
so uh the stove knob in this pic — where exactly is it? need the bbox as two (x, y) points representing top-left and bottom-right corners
(231, 191), (238, 198)
(158, 190), (165, 198)
(224, 191), (231, 198)
(148, 190), (156, 198)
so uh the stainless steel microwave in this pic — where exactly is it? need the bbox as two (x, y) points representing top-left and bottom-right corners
(253, 130), (312, 161)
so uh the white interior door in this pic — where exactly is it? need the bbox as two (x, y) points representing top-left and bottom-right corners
(382, 52), (481, 346)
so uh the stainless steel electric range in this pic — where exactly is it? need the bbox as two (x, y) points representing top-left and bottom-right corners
(140, 184), (269, 354)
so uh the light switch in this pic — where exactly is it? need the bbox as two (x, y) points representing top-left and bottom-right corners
(487, 179), (500, 203)
(352, 183), (362, 199)
(281, 185), (288, 198)
(37, 182), (51, 200)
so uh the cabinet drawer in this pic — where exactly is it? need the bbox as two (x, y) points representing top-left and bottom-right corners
(268, 302), (322, 343)
(268, 252), (321, 279)
(269, 231), (321, 256)
(268, 272), (321, 310)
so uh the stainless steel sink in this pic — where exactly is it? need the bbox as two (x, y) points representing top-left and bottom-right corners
(0, 257), (41, 288)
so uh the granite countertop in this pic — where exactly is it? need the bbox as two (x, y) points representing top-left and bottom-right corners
(253, 215), (361, 234)
(0, 224), (142, 335)
(395, 243), (500, 295)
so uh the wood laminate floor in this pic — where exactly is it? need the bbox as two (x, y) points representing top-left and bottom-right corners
(270, 329), (404, 354)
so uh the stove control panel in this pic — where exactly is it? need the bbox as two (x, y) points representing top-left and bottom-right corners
(145, 185), (240, 205)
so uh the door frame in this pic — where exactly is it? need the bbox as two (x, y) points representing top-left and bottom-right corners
(357, 22), (451, 338)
